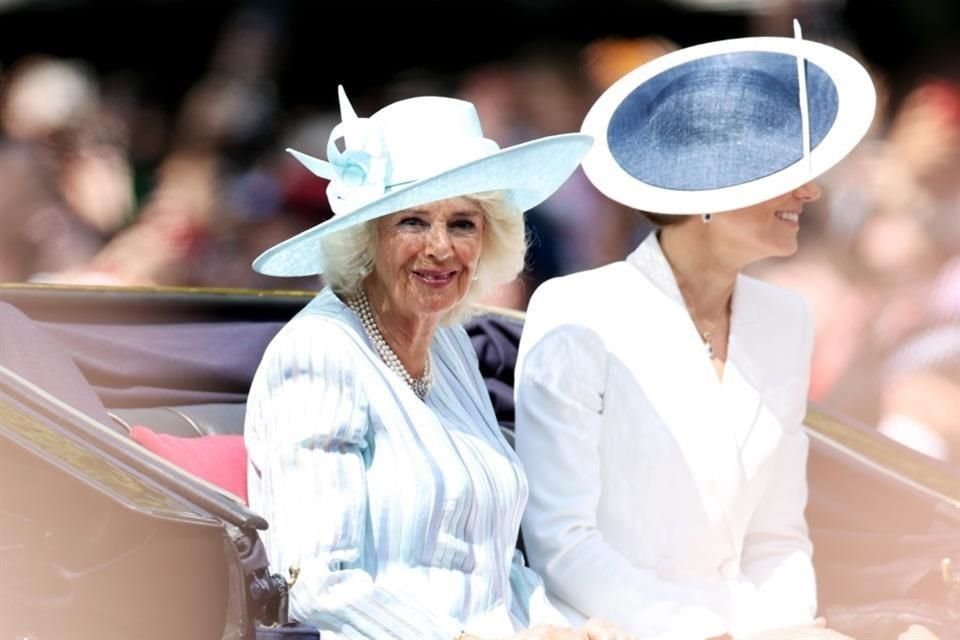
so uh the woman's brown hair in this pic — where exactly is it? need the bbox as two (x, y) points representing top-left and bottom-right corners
(640, 212), (691, 227)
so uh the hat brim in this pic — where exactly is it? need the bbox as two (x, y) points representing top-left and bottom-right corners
(253, 133), (592, 277)
(580, 37), (876, 214)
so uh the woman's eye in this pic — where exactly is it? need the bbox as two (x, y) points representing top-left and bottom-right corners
(450, 219), (478, 231)
(399, 217), (427, 227)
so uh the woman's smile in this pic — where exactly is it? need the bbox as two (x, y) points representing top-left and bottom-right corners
(411, 268), (460, 287)
(774, 209), (801, 227)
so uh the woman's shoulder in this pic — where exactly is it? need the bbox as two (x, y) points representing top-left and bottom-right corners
(283, 288), (356, 329)
(261, 289), (365, 365)
(293, 287), (354, 322)
(530, 261), (635, 309)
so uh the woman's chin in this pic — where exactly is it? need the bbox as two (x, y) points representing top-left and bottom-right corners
(778, 240), (800, 258)
(758, 238), (799, 260)
(406, 290), (465, 317)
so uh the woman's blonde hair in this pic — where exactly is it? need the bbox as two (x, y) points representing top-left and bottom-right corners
(320, 191), (526, 325)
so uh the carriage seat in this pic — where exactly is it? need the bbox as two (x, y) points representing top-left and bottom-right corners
(110, 403), (247, 437)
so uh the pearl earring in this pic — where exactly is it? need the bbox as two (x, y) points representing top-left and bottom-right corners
(701, 213), (713, 223)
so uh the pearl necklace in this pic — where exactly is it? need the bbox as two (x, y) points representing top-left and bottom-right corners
(347, 291), (432, 400)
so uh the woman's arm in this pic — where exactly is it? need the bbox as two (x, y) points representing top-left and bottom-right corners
(516, 324), (729, 640)
(245, 319), (464, 640)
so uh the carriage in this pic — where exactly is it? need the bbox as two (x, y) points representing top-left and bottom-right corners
(0, 284), (957, 640)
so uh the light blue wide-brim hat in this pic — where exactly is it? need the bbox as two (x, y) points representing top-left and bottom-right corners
(580, 28), (876, 215)
(253, 86), (593, 277)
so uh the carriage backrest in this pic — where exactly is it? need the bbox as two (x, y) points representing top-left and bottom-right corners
(110, 403), (246, 437)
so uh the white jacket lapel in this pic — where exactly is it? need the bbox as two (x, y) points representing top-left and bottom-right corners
(620, 237), (737, 537)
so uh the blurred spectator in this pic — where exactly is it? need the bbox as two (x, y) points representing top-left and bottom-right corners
(52, 4), (290, 288)
(877, 323), (960, 462)
(578, 36), (680, 266)
(462, 41), (672, 310)
(238, 110), (335, 291)
(457, 61), (563, 309)
(581, 36), (677, 94)
(0, 1), (955, 469)
(458, 65), (522, 148)
(512, 49), (613, 277)
(820, 77), (960, 428)
(751, 58), (960, 455)
(67, 150), (217, 286)
(2, 56), (98, 141)
(0, 55), (132, 282)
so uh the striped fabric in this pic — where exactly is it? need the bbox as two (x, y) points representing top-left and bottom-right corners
(245, 288), (562, 639)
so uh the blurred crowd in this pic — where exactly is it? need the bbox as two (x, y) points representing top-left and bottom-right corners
(0, 4), (957, 463)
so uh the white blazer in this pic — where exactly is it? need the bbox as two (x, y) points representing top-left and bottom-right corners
(515, 234), (817, 639)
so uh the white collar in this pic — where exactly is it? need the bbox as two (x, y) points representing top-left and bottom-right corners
(625, 232), (759, 326)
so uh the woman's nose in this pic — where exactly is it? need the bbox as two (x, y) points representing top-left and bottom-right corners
(425, 225), (453, 259)
(793, 181), (822, 202)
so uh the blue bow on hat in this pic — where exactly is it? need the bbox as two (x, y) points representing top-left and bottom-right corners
(287, 86), (392, 215)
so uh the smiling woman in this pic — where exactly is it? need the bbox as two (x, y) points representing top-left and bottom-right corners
(515, 29), (880, 640)
(238, 87), (625, 639)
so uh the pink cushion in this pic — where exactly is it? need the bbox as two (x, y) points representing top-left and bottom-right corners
(130, 426), (248, 504)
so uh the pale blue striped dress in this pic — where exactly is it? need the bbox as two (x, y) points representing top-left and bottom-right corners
(245, 288), (563, 639)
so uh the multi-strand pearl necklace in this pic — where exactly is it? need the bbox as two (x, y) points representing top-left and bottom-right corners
(348, 290), (432, 400)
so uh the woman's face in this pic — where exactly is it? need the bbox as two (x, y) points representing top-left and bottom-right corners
(370, 196), (485, 319)
(711, 182), (821, 261)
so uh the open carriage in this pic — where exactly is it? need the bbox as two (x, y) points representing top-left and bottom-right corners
(0, 284), (957, 640)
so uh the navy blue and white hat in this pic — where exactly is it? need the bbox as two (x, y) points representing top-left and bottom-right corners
(580, 28), (876, 215)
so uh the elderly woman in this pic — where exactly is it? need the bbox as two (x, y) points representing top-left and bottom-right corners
(244, 88), (628, 640)
(515, 32), (876, 640)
